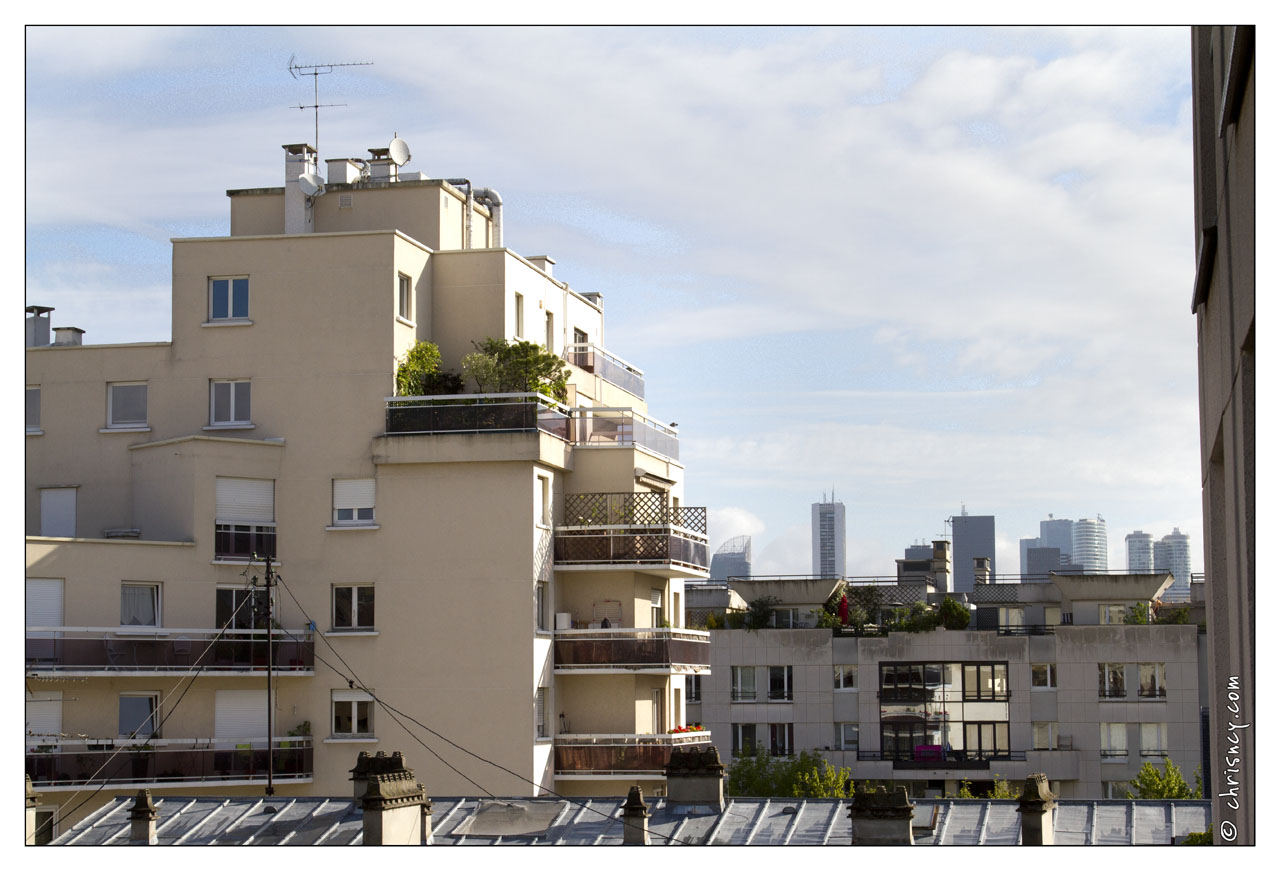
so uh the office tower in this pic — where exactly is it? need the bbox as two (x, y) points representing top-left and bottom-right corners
(1153, 528), (1192, 598)
(950, 507), (995, 593)
(1039, 515), (1075, 557)
(904, 543), (934, 561)
(1019, 537), (1039, 578)
(811, 494), (846, 577)
(1025, 547), (1082, 579)
(1072, 515), (1108, 572)
(710, 535), (752, 581)
(1126, 530), (1155, 572)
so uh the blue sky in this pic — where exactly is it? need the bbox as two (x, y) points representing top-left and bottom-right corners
(24, 25), (1207, 577)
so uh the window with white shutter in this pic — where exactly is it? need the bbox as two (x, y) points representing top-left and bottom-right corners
(26, 691), (62, 747)
(535, 688), (548, 738)
(39, 488), (76, 537)
(215, 689), (268, 744)
(332, 478), (375, 526)
(215, 477), (276, 560)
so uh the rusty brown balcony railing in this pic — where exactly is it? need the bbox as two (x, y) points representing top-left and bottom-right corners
(25, 627), (314, 674)
(553, 732), (712, 775)
(554, 628), (710, 672)
(25, 737), (313, 789)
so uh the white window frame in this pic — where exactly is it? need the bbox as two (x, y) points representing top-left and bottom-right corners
(26, 386), (41, 433)
(332, 478), (376, 526)
(332, 584), (375, 631)
(119, 692), (160, 739)
(1140, 722), (1168, 757)
(332, 689), (375, 738)
(768, 665), (793, 701)
(397, 273), (413, 322)
(770, 608), (800, 628)
(537, 475), (551, 528)
(731, 666), (756, 702)
(1032, 722), (1058, 750)
(107, 382), (148, 429)
(210, 379), (252, 427)
(650, 588), (664, 628)
(836, 722), (859, 750)
(1100, 723), (1128, 759)
(1138, 663), (1167, 699)
(997, 606), (1024, 627)
(1104, 781), (1132, 799)
(1031, 662), (1057, 688)
(120, 583), (162, 628)
(513, 292), (524, 338)
(834, 664), (858, 690)
(209, 276), (250, 322)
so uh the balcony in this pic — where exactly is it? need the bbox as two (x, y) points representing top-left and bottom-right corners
(554, 628), (710, 674)
(857, 748), (1027, 770)
(553, 731), (713, 777)
(995, 624), (1056, 636)
(555, 493), (708, 577)
(25, 627), (315, 675)
(25, 738), (313, 790)
(565, 343), (645, 398)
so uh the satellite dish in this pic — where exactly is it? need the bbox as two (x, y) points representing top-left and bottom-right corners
(298, 172), (325, 197)
(388, 137), (411, 167)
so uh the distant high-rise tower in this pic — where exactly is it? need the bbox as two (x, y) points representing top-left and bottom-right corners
(1153, 528), (1192, 598)
(1072, 515), (1108, 572)
(710, 535), (752, 581)
(1126, 530), (1155, 572)
(1039, 515), (1075, 557)
(950, 505), (995, 593)
(811, 492), (846, 577)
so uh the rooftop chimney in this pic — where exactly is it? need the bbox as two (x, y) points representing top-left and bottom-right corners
(283, 143), (319, 235)
(848, 785), (915, 845)
(974, 556), (991, 585)
(53, 326), (84, 346)
(25, 305), (53, 347)
(128, 789), (158, 845)
(352, 751), (432, 846)
(664, 745), (725, 808)
(1017, 773), (1056, 845)
(620, 786), (650, 845)
(527, 255), (555, 277)
(930, 540), (952, 591)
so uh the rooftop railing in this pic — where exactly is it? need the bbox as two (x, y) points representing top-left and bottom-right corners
(25, 737), (312, 788)
(25, 627), (314, 673)
(565, 343), (645, 399)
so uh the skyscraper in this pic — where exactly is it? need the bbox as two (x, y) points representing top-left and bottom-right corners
(950, 507), (995, 593)
(1039, 515), (1075, 556)
(710, 535), (752, 581)
(1153, 528), (1192, 598)
(811, 493), (846, 577)
(1072, 515), (1108, 572)
(1126, 530), (1154, 572)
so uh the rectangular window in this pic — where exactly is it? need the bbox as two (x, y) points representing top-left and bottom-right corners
(537, 476), (551, 527)
(26, 386), (40, 432)
(39, 487), (77, 537)
(545, 312), (554, 351)
(687, 675), (702, 704)
(1098, 663), (1126, 699)
(963, 663), (1010, 700)
(650, 588), (664, 627)
(120, 583), (161, 627)
(731, 666), (756, 702)
(210, 277), (249, 320)
(216, 587), (270, 632)
(1099, 604), (1129, 624)
(769, 723), (794, 756)
(1140, 723), (1167, 756)
(836, 722), (859, 750)
(1031, 663), (1057, 688)
(210, 380), (251, 426)
(215, 477), (275, 560)
(333, 584), (375, 630)
(1138, 663), (1167, 698)
(1100, 723), (1128, 758)
(834, 665), (858, 690)
(333, 478), (375, 526)
(119, 693), (159, 739)
(535, 581), (548, 631)
(398, 273), (412, 321)
(768, 665), (793, 701)
(997, 606), (1024, 627)
(332, 689), (374, 737)
(770, 608), (800, 628)
(1032, 722), (1058, 750)
(1104, 782), (1132, 799)
(107, 383), (148, 428)
(536, 688), (548, 738)
(514, 292), (524, 338)
(1044, 606), (1061, 626)
(731, 723), (757, 756)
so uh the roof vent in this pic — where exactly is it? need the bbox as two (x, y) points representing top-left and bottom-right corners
(53, 326), (85, 346)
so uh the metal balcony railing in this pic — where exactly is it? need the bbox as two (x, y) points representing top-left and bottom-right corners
(553, 732), (711, 775)
(857, 748), (1027, 769)
(25, 627), (314, 673)
(554, 530), (709, 571)
(564, 344), (645, 399)
(562, 493), (706, 532)
(553, 628), (710, 671)
(25, 737), (312, 788)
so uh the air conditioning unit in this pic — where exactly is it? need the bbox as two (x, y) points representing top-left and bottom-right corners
(555, 612), (572, 630)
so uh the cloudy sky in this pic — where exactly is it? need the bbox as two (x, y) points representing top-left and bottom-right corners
(24, 25), (1207, 577)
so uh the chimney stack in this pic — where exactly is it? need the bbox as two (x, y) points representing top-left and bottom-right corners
(283, 143), (319, 235)
(930, 540), (952, 591)
(848, 785), (915, 845)
(352, 751), (432, 846)
(25, 305), (54, 347)
(1017, 773), (1056, 845)
(53, 326), (84, 346)
(128, 789), (158, 845)
(527, 255), (555, 277)
(620, 786), (650, 845)
(664, 745), (725, 808)
(974, 556), (991, 585)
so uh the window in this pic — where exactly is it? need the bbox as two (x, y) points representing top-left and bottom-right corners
(398, 273), (412, 321)
(770, 608), (800, 628)
(216, 587), (269, 631)
(107, 383), (148, 428)
(768, 665), (793, 701)
(687, 675), (702, 704)
(537, 476), (551, 527)
(535, 581), (548, 631)
(1100, 723), (1128, 758)
(1044, 606), (1062, 626)
(962, 663), (1009, 700)
(536, 688), (548, 738)
(1104, 782), (1132, 799)
(769, 723), (794, 756)
(121, 583), (160, 627)
(650, 589), (664, 627)
(215, 477), (275, 560)
(1032, 722), (1058, 750)
(332, 478), (375, 526)
(514, 292), (524, 338)
(210, 277), (249, 321)
(26, 387), (40, 432)
(1098, 663), (1126, 699)
(731, 666), (756, 701)
(1031, 663), (1057, 688)
(39, 487), (76, 537)
(997, 606), (1024, 627)
(836, 722), (859, 750)
(333, 584), (375, 630)
(32, 808), (56, 845)
(332, 689), (374, 737)
(1099, 604), (1129, 624)
(210, 380), (251, 426)
(731, 723), (757, 756)
(834, 665), (858, 690)
(1139, 663), (1167, 698)
(1140, 723), (1167, 756)
(545, 312), (554, 351)
(119, 693), (160, 739)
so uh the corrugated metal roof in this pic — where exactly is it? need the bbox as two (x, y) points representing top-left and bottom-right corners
(51, 794), (1213, 846)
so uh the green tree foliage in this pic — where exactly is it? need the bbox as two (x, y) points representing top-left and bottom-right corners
(938, 596), (971, 630)
(949, 776), (1020, 799)
(1155, 606), (1191, 625)
(395, 341), (464, 396)
(1123, 603), (1151, 624)
(1128, 759), (1200, 799)
(745, 596), (781, 631)
(726, 749), (853, 798)
(1180, 831), (1213, 845)
(886, 601), (940, 633)
(462, 338), (570, 401)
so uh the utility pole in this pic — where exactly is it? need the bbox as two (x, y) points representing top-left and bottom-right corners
(254, 553), (277, 797)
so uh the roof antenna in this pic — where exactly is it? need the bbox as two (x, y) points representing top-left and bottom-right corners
(287, 55), (374, 160)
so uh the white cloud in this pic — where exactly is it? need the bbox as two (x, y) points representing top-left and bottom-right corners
(707, 507), (767, 549)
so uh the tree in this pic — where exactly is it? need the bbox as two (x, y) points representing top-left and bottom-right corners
(744, 596), (781, 631)
(949, 775), (1020, 799)
(1123, 603), (1151, 624)
(462, 338), (570, 401)
(726, 749), (853, 798)
(395, 341), (464, 396)
(1128, 759), (1201, 799)
(1155, 606), (1191, 625)
(938, 596), (971, 630)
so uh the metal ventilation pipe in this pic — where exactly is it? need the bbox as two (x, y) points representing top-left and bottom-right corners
(473, 187), (503, 248)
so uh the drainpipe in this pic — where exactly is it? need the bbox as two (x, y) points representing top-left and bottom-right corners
(474, 187), (503, 248)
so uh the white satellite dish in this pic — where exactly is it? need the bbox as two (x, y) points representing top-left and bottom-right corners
(298, 172), (325, 197)
(388, 137), (411, 167)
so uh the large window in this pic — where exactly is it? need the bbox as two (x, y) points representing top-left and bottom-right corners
(687, 675), (702, 704)
(731, 723), (757, 756)
(769, 723), (794, 756)
(962, 663), (1009, 700)
(26, 386), (40, 433)
(107, 383), (148, 428)
(333, 584), (375, 631)
(1031, 663), (1057, 688)
(398, 274), (412, 321)
(834, 664), (858, 690)
(1140, 723), (1167, 757)
(215, 477), (275, 560)
(964, 722), (1010, 758)
(997, 606), (1024, 627)
(332, 479), (375, 526)
(121, 583), (161, 627)
(1032, 722), (1058, 750)
(332, 690), (374, 738)
(119, 693), (160, 739)
(836, 722), (859, 750)
(1098, 663), (1126, 699)
(210, 277), (249, 321)
(1099, 604), (1130, 624)
(770, 608), (800, 628)
(1100, 723), (1128, 758)
(768, 665), (793, 701)
(1138, 663), (1166, 698)
(216, 587), (269, 631)
(731, 666), (756, 702)
(210, 380), (251, 427)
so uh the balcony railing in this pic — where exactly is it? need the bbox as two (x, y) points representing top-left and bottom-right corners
(25, 737), (313, 788)
(565, 344), (645, 399)
(553, 732), (712, 775)
(731, 689), (757, 702)
(857, 748), (1027, 769)
(563, 493), (706, 532)
(1099, 689), (1128, 699)
(25, 627), (314, 673)
(554, 530), (709, 572)
(554, 628), (709, 671)
(996, 624), (1056, 636)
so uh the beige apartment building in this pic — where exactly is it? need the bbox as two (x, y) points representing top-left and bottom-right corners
(25, 138), (711, 837)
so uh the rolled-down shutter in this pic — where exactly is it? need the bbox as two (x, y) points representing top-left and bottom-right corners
(333, 478), (375, 510)
(26, 691), (62, 742)
(216, 478), (274, 523)
(40, 488), (76, 537)
(215, 689), (268, 743)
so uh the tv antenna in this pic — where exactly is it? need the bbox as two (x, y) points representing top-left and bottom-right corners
(287, 55), (374, 158)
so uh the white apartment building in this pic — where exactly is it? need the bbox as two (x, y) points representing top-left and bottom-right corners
(25, 136), (712, 836)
